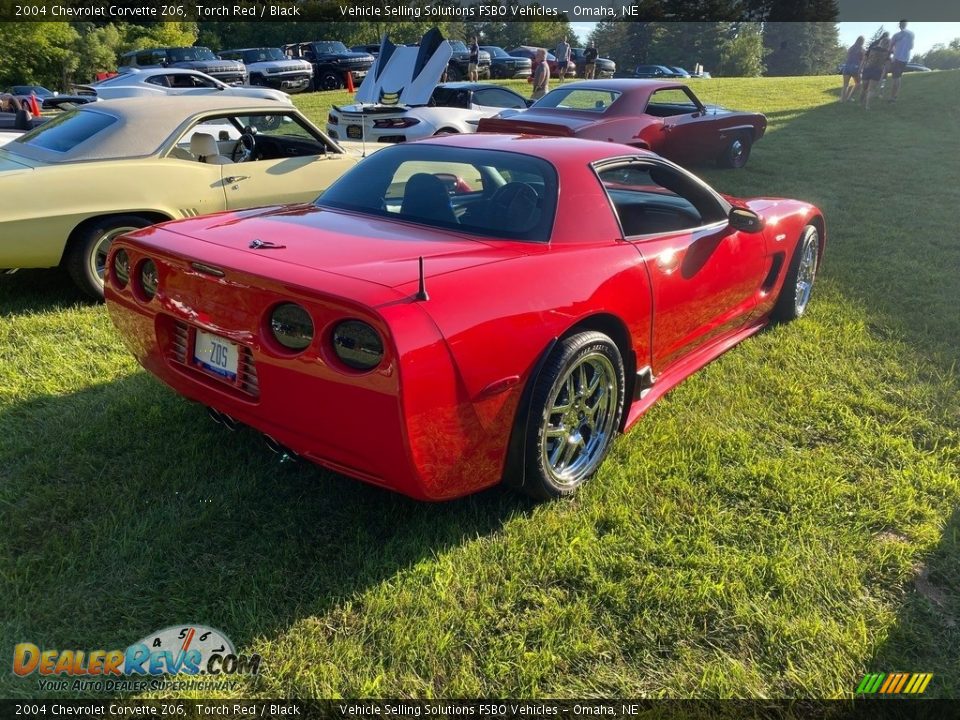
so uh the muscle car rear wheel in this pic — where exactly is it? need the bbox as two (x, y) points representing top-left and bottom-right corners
(523, 332), (625, 499)
(773, 225), (819, 321)
(718, 133), (752, 169)
(65, 215), (152, 300)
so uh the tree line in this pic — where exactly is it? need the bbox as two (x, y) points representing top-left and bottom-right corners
(7, 19), (935, 90)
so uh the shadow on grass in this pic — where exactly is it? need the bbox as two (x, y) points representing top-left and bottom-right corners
(700, 70), (960, 374)
(866, 508), (960, 698)
(0, 268), (92, 315)
(0, 373), (532, 696)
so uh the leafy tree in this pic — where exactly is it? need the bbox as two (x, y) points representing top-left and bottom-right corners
(121, 21), (198, 52)
(72, 23), (124, 82)
(722, 23), (766, 76)
(763, 22), (842, 75)
(0, 22), (79, 89)
(916, 40), (960, 70)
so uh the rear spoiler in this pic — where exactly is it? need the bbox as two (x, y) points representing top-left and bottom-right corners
(475, 117), (574, 136)
(332, 104), (412, 115)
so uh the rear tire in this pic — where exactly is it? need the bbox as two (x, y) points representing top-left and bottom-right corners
(773, 224), (820, 322)
(718, 132), (752, 169)
(519, 331), (625, 500)
(65, 215), (152, 301)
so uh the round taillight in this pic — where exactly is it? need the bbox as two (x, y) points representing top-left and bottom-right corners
(113, 249), (129, 288)
(139, 259), (158, 301)
(332, 320), (383, 371)
(270, 303), (314, 351)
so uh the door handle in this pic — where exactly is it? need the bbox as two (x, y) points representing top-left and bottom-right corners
(224, 175), (250, 184)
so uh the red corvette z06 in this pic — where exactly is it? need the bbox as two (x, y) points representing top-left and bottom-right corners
(106, 135), (824, 500)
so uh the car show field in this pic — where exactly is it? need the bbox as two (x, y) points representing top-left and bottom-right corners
(1, 71), (958, 699)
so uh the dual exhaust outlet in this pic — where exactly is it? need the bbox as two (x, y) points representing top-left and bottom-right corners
(206, 407), (298, 463)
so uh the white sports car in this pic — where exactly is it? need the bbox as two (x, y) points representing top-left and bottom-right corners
(326, 30), (529, 144)
(76, 68), (291, 104)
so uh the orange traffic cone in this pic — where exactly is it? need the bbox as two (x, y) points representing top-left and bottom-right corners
(344, 71), (355, 93)
(29, 93), (41, 116)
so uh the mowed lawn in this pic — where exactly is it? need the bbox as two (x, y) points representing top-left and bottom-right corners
(1, 73), (958, 699)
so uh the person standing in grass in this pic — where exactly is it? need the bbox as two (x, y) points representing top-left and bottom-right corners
(584, 44), (599, 79)
(840, 36), (865, 102)
(556, 37), (571, 83)
(860, 33), (891, 110)
(888, 20), (915, 102)
(468, 37), (480, 82)
(531, 48), (551, 101)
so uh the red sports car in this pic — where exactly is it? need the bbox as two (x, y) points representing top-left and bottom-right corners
(479, 79), (767, 169)
(105, 135), (823, 501)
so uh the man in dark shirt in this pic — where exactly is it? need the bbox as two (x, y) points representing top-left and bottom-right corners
(584, 44), (599, 79)
(468, 37), (479, 81)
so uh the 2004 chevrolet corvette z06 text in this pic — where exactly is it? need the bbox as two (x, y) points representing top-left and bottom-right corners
(105, 135), (824, 501)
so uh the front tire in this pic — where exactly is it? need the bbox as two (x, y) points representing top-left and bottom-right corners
(773, 224), (820, 322)
(64, 215), (152, 300)
(718, 132), (752, 169)
(318, 71), (343, 91)
(521, 332), (625, 500)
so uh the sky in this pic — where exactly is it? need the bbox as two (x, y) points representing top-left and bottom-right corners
(568, 22), (960, 55)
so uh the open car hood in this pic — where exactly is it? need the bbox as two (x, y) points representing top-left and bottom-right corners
(354, 28), (452, 107)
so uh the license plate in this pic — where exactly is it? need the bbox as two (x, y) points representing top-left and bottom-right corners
(346, 124), (363, 139)
(193, 330), (239, 381)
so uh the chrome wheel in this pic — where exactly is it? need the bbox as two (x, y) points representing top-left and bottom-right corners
(794, 229), (819, 315)
(730, 139), (744, 161)
(89, 226), (137, 286)
(540, 352), (619, 487)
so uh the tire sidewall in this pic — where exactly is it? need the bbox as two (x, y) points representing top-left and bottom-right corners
(524, 332), (625, 499)
(68, 216), (150, 300)
(773, 224), (819, 322)
(723, 133), (752, 169)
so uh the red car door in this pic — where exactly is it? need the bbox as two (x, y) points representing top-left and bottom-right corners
(647, 86), (715, 166)
(596, 158), (767, 373)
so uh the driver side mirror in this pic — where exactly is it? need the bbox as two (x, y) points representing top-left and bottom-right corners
(728, 207), (764, 233)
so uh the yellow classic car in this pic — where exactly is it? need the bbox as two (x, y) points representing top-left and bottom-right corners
(0, 95), (359, 298)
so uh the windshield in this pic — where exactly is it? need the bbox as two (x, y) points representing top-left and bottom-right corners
(313, 41), (349, 54)
(534, 88), (621, 113)
(318, 144), (557, 242)
(167, 47), (218, 63)
(13, 109), (116, 153)
(482, 46), (509, 58)
(449, 41), (468, 52)
(243, 48), (286, 63)
(12, 86), (52, 96)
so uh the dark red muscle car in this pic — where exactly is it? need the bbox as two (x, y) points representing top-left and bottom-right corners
(479, 79), (767, 169)
(105, 135), (822, 501)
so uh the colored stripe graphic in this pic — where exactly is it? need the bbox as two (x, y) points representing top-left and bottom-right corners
(857, 672), (932, 694)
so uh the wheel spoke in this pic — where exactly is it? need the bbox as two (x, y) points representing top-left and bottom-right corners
(558, 434), (582, 469)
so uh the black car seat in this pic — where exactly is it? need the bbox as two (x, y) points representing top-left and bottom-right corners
(400, 173), (458, 225)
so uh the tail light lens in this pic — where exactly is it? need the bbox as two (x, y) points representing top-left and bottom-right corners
(373, 117), (421, 129)
(112, 249), (130, 288)
(332, 320), (383, 370)
(270, 303), (314, 351)
(138, 259), (158, 301)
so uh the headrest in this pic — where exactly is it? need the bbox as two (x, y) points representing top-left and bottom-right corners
(190, 132), (219, 158)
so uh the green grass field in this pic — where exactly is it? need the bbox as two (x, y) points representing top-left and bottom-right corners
(1, 73), (958, 700)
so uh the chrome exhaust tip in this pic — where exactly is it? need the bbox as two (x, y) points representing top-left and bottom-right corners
(3, 269), (19, 276)
(207, 407), (239, 431)
(264, 435), (298, 464)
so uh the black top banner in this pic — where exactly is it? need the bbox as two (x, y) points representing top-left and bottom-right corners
(1, 0), (959, 22)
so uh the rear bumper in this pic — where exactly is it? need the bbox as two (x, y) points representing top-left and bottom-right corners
(104, 238), (507, 500)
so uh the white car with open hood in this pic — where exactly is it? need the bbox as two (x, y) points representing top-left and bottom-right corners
(326, 29), (530, 144)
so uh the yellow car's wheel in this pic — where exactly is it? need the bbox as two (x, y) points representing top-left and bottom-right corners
(65, 215), (152, 301)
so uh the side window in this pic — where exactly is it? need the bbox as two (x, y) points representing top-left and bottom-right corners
(146, 75), (171, 87)
(597, 162), (726, 237)
(474, 88), (526, 109)
(169, 117), (241, 161)
(646, 88), (700, 117)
